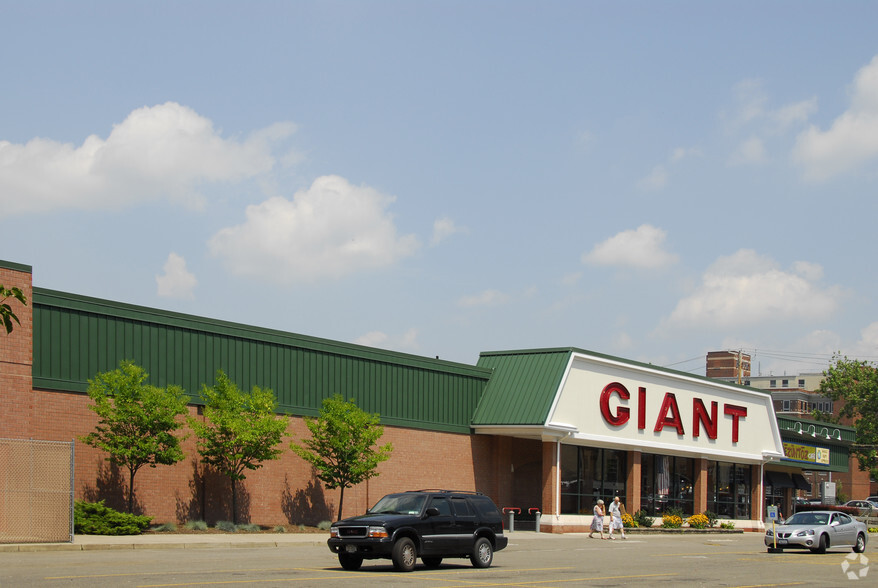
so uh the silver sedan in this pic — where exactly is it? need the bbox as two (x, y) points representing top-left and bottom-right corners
(764, 510), (868, 553)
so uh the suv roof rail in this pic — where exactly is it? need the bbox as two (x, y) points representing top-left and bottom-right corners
(413, 489), (485, 495)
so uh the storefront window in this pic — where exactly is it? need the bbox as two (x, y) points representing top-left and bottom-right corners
(560, 446), (627, 514)
(707, 461), (751, 519)
(640, 454), (695, 516)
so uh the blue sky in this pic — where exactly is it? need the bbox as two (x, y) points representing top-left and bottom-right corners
(2, 1), (877, 377)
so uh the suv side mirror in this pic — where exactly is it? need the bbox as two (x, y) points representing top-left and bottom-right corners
(425, 507), (440, 517)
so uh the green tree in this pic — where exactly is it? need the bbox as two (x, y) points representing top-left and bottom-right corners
(817, 354), (878, 479)
(291, 394), (393, 520)
(0, 285), (27, 334)
(81, 361), (189, 513)
(190, 371), (288, 523)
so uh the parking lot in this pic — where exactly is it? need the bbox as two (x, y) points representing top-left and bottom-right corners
(0, 531), (874, 587)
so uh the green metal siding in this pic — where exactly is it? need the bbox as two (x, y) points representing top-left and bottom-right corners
(32, 288), (492, 434)
(473, 348), (572, 425)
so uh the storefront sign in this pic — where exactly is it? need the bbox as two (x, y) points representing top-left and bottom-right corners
(599, 382), (748, 442)
(782, 441), (830, 465)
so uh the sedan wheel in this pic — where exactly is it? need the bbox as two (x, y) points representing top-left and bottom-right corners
(854, 533), (866, 553)
(810, 534), (828, 554)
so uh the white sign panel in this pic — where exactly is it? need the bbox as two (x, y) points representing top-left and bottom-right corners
(547, 353), (784, 462)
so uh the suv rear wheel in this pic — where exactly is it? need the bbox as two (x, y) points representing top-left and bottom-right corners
(392, 537), (417, 572)
(471, 537), (493, 568)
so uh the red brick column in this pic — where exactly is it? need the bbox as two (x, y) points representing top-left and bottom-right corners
(751, 465), (763, 522)
(694, 458), (708, 514)
(627, 450), (641, 513)
(0, 262), (34, 439)
(541, 441), (557, 517)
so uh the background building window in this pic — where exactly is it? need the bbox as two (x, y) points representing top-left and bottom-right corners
(560, 446), (627, 515)
(782, 400), (790, 411)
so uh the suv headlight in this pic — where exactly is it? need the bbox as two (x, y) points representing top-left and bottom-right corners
(367, 526), (389, 538)
(330, 527), (339, 538)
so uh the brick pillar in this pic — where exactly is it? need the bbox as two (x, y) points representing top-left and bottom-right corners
(0, 261), (34, 439)
(494, 436), (513, 510)
(541, 441), (557, 517)
(751, 465), (763, 522)
(627, 450), (641, 513)
(693, 458), (708, 514)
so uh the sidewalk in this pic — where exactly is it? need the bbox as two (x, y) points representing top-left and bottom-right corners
(0, 532), (330, 553)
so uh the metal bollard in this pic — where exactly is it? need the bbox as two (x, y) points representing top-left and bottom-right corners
(503, 507), (520, 532)
(534, 510), (541, 532)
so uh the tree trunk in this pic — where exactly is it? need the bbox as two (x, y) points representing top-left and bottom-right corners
(128, 467), (136, 514)
(337, 486), (345, 521)
(231, 477), (238, 524)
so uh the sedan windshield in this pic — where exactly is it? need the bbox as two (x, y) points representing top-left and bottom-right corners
(784, 512), (829, 526)
(370, 494), (428, 515)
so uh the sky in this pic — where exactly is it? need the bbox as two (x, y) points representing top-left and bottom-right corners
(2, 1), (878, 378)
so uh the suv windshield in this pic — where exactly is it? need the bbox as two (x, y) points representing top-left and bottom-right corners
(369, 493), (428, 515)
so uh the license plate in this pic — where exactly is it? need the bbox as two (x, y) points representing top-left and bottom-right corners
(345, 544), (358, 553)
(777, 539), (788, 545)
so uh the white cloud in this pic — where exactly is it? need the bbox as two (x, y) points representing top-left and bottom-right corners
(793, 55), (878, 181)
(728, 136), (767, 166)
(0, 102), (295, 215)
(458, 289), (509, 308)
(582, 224), (678, 269)
(208, 175), (419, 283)
(430, 216), (465, 245)
(664, 249), (842, 329)
(637, 164), (668, 191)
(156, 253), (197, 299)
(725, 79), (817, 133)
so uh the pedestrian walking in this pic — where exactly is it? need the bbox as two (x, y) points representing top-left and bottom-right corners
(588, 499), (605, 539)
(607, 496), (627, 539)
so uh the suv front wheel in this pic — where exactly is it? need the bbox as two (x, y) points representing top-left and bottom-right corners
(392, 537), (417, 572)
(338, 553), (363, 571)
(471, 537), (494, 568)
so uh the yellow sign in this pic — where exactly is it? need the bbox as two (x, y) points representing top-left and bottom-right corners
(783, 441), (830, 465)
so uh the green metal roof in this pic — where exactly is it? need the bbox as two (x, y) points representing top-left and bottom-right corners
(32, 287), (492, 434)
(472, 346), (775, 428)
(473, 348), (573, 425)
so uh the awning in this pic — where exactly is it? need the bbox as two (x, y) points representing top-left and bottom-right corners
(792, 473), (812, 492)
(765, 471), (795, 489)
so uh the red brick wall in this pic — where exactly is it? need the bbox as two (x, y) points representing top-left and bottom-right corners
(27, 389), (494, 525)
(0, 265), (34, 439)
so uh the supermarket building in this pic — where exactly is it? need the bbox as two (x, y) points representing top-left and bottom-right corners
(0, 260), (854, 533)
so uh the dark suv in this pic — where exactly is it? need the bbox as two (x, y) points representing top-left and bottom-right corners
(327, 489), (508, 572)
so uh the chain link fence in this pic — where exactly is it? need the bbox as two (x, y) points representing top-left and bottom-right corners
(0, 438), (74, 543)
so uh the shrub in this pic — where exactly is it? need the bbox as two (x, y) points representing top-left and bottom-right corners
(184, 520), (208, 531)
(720, 521), (735, 530)
(150, 522), (177, 532)
(215, 520), (238, 532)
(317, 520), (332, 531)
(237, 523), (261, 532)
(687, 514), (709, 529)
(274, 525), (287, 533)
(661, 515), (683, 529)
(703, 510), (718, 528)
(74, 500), (152, 535)
(869, 527), (878, 533)
(633, 510), (655, 528)
(622, 513), (637, 528)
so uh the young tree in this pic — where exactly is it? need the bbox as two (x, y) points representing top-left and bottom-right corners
(0, 285), (27, 334)
(291, 394), (393, 520)
(81, 361), (189, 513)
(190, 371), (288, 523)
(817, 354), (878, 479)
